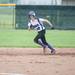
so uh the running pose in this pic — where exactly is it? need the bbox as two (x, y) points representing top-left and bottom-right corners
(28, 11), (56, 54)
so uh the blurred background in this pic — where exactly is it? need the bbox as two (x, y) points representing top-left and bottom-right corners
(0, 0), (75, 5)
(0, 0), (75, 30)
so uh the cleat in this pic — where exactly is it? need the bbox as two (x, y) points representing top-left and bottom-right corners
(51, 50), (56, 55)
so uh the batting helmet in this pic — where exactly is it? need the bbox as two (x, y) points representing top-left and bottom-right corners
(28, 11), (36, 16)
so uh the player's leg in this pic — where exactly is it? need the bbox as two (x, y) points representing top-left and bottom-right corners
(34, 31), (47, 54)
(41, 30), (56, 54)
(42, 36), (56, 54)
(37, 30), (47, 54)
(37, 38), (47, 54)
(34, 33), (46, 48)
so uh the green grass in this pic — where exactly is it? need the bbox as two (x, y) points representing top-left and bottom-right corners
(0, 29), (75, 48)
(0, 14), (14, 28)
(0, 8), (15, 29)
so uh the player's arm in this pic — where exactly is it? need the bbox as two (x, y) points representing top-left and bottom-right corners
(43, 19), (53, 27)
(40, 18), (54, 28)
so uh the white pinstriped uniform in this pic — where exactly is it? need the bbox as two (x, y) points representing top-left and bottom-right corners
(28, 18), (45, 32)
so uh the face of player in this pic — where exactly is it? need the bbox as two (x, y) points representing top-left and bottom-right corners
(29, 15), (35, 21)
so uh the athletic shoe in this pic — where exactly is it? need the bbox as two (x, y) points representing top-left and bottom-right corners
(51, 49), (56, 55)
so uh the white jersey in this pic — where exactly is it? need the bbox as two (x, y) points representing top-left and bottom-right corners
(28, 18), (45, 32)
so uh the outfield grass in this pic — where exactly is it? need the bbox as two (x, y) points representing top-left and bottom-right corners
(0, 8), (15, 29)
(0, 29), (75, 48)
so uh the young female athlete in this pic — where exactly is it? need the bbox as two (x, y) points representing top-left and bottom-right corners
(28, 11), (56, 54)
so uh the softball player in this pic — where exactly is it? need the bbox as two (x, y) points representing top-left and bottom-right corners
(28, 11), (55, 54)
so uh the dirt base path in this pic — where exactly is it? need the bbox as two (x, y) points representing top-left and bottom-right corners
(0, 48), (75, 75)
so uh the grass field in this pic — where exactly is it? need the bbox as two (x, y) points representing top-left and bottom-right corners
(0, 29), (75, 48)
(0, 8), (15, 29)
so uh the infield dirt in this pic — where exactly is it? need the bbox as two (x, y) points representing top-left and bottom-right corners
(0, 48), (75, 75)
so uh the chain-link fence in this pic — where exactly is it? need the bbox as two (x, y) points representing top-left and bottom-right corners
(0, 4), (15, 29)
(15, 5), (75, 30)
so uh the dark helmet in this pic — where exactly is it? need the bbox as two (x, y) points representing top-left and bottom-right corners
(28, 11), (36, 17)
